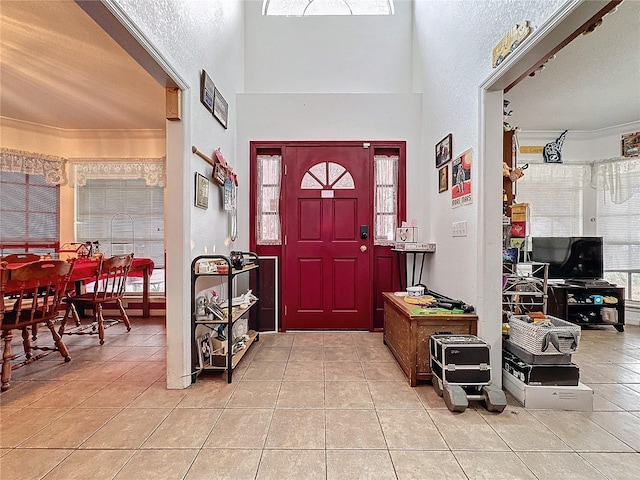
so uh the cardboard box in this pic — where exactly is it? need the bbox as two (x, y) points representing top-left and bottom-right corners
(510, 237), (532, 252)
(503, 369), (593, 411)
(395, 227), (418, 243)
(510, 203), (530, 222)
(503, 349), (579, 386)
(511, 221), (529, 237)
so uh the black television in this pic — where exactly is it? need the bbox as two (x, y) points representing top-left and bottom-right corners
(531, 236), (604, 280)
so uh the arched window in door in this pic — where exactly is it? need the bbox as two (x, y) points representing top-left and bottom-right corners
(301, 162), (355, 190)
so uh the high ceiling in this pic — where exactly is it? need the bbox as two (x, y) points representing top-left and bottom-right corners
(0, 0), (165, 130)
(0, 0), (638, 132)
(506, 0), (640, 132)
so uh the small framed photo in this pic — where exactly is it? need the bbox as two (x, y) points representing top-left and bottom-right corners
(195, 173), (209, 209)
(200, 70), (214, 113)
(438, 165), (449, 193)
(435, 133), (452, 168)
(213, 87), (228, 129)
(197, 331), (212, 368)
(621, 131), (640, 157)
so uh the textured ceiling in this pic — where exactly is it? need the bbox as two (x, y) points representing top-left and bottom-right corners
(0, 0), (165, 130)
(506, 0), (640, 132)
(0, 1), (638, 133)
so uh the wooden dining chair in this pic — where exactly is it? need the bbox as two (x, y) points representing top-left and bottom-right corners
(1, 260), (74, 391)
(59, 254), (133, 345)
(1, 253), (41, 264)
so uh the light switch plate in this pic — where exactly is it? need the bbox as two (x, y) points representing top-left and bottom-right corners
(452, 221), (467, 237)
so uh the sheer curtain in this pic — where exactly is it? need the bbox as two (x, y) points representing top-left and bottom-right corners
(513, 163), (587, 237)
(592, 157), (640, 281)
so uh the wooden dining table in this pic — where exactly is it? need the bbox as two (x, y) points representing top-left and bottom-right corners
(4, 257), (155, 318)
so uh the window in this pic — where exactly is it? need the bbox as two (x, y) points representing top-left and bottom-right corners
(0, 171), (59, 256)
(257, 154), (282, 245)
(514, 164), (586, 237)
(374, 154), (398, 245)
(76, 178), (164, 269)
(300, 161), (355, 190)
(594, 157), (640, 301)
(263, 0), (394, 16)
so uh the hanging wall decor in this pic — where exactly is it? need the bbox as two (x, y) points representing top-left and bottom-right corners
(213, 87), (228, 129)
(543, 130), (568, 163)
(492, 22), (531, 68)
(195, 173), (209, 209)
(451, 148), (472, 208)
(621, 131), (640, 157)
(435, 134), (452, 168)
(200, 70), (215, 113)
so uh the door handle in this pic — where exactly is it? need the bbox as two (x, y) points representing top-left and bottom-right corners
(360, 245), (367, 252)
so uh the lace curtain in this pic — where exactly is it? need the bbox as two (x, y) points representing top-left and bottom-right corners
(0, 147), (68, 185)
(590, 156), (640, 204)
(69, 157), (166, 187)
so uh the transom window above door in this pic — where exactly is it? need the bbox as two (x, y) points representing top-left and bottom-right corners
(263, 0), (394, 16)
(301, 162), (355, 190)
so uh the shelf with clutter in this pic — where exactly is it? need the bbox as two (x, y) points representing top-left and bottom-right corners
(190, 252), (260, 383)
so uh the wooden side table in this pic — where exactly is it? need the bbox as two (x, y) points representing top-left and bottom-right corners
(382, 292), (478, 386)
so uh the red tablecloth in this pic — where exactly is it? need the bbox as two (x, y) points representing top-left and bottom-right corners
(4, 258), (154, 290)
(67, 257), (154, 281)
(4, 257), (155, 318)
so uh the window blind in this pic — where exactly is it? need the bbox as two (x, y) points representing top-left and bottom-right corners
(76, 178), (164, 267)
(513, 163), (586, 237)
(0, 171), (59, 255)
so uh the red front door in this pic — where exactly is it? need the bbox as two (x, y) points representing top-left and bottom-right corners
(283, 145), (372, 330)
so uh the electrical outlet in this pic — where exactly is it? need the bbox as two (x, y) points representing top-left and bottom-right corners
(452, 221), (467, 237)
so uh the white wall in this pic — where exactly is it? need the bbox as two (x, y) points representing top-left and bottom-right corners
(112, 0), (246, 388)
(413, 0), (569, 384)
(413, 0), (565, 299)
(244, 0), (414, 94)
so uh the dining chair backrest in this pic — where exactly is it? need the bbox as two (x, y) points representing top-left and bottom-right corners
(1, 260), (74, 330)
(90, 254), (133, 302)
(2, 253), (41, 264)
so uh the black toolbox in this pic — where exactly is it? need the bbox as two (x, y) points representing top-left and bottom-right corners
(503, 338), (572, 365)
(430, 334), (492, 385)
(502, 349), (579, 386)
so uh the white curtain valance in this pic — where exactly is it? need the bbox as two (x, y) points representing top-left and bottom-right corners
(0, 147), (68, 185)
(590, 156), (640, 204)
(69, 157), (166, 187)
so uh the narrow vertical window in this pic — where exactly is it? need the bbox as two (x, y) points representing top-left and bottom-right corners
(374, 154), (398, 245)
(257, 154), (282, 244)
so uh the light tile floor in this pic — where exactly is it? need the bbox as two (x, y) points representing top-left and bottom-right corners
(1, 318), (639, 479)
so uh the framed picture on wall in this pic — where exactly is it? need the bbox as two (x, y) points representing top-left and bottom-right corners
(200, 70), (214, 113)
(195, 173), (209, 209)
(438, 165), (449, 193)
(621, 131), (640, 157)
(213, 87), (228, 129)
(435, 133), (452, 168)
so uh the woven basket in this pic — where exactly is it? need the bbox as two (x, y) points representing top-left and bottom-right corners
(509, 315), (581, 355)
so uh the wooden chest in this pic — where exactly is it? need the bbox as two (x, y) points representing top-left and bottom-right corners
(382, 292), (478, 387)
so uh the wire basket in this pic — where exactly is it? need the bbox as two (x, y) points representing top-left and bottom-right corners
(509, 315), (581, 355)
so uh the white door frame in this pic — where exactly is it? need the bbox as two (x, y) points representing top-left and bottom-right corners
(79, 0), (192, 389)
(478, 0), (614, 386)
